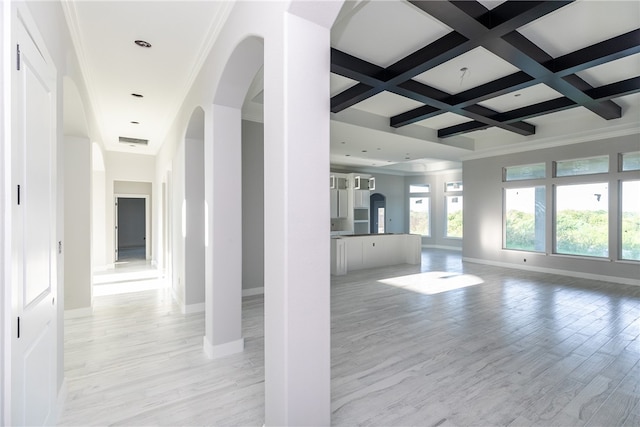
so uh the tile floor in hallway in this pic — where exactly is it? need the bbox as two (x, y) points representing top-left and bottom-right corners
(59, 249), (640, 426)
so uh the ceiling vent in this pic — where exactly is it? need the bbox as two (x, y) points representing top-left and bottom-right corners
(119, 136), (148, 145)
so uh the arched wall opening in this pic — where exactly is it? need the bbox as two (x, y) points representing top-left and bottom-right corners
(204, 35), (264, 358)
(202, 2), (343, 423)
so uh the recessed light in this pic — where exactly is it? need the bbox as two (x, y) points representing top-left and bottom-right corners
(130, 121), (140, 124)
(131, 93), (143, 98)
(134, 40), (152, 48)
(129, 144), (136, 148)
(341, 141), (346, 144)
(362, 150), (367, 153)
(514, 93), (522, 97)
(345, 154), (351, 157)
(405, 156), (411, 160)
(377, 148), (381, 150)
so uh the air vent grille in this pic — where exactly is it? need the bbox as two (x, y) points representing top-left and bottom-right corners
(119, 136), (148, 145)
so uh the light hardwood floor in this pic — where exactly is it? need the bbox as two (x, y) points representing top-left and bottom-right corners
(59, 250), (640, 426)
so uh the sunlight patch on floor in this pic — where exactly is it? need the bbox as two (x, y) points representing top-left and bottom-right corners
(94, 278), (167, 296)
(379, 271), (483, 295)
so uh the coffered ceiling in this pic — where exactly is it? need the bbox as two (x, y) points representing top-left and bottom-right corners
(326, 0), (640, 174)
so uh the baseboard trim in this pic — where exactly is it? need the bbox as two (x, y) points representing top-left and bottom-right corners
(203, 336), (244, 359)
(462, 257), (640, 287)
(423, 245), (462, 251)
(242, 287), (264, 297)
(183, 302), (205, 314)
(64, 307), (93, 319)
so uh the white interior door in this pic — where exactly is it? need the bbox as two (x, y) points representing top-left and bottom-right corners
(11, 13), (58, 426)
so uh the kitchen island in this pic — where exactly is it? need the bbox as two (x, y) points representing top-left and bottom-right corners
(331, 233), (421, 275)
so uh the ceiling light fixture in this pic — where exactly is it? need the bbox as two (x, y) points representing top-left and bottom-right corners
(459, 66), (469, 86)
(131, 93), (143, 98)
(134, 40), (152, 48)
(130, 121), (140, 124)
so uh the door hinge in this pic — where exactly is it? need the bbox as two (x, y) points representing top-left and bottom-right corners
(17, 317), (20, 339)
(17, 185), (21, 205)
(16, 44), (20, 70)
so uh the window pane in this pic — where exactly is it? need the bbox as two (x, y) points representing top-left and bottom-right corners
(504, 187), (545, 252)
(445, 181), (463, 191)
(377, 208), (385, 234)
(445, 196), (463, 238)
(409, 197), (429, 236)
(504, 163), (546, 181)
(409, 184), (430, 193)
(555, 156), (608, 177)
(621, 152), (640, 172)
(621, 180), (640, 261)
(555, 183), (608, 257)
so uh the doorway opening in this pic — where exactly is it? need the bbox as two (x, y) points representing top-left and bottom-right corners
(370, 193), (386, 234)
(115, 196), (148, 262)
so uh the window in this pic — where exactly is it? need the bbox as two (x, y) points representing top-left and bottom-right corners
(376, 207), (385, 234)
(445, 196), (463, 238)
(555, 155), (608, 177)
(445, 181), (463, 191)
(621, 152), (640, 172)
(409, 197), (430, 236)
(555, 182), (608, 257)
(410, 184), (430, 193)
(504, 187), (545, 252)
(504, 163), (546, 181)
(621, 180), (640, 261)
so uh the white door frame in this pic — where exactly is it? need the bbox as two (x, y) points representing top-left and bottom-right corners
(114, 194), (151, 261)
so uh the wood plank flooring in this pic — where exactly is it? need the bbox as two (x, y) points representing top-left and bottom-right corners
(59, 250), (640, 426)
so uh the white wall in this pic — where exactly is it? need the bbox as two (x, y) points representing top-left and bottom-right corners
(242, 120), (264, 291)
(463, 134), (640, 284)
(105, 152), (155, 266)
(171, 140), (185, 307)
(64, 137), (92, 311)
(91, 143), (106, 270)
(184, 137), (205, 307)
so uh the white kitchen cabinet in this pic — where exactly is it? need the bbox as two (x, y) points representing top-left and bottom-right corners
(338, 189), (348, 218)
(330, 234), (422, 275)
(330, 188), (348, 219)
(354, 189), (370, 208)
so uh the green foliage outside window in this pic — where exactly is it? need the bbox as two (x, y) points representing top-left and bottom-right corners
(447, 210), (463, 238)
(506, 210), (537, 251)
(555, 210), (609, 257)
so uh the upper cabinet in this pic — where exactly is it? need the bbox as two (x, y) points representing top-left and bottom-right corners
(330, 174), (348, 219)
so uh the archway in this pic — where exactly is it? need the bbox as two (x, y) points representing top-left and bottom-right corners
(370, 193), (386, 233)
(204, 2), (343, 424)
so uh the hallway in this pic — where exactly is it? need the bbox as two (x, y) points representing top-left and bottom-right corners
(59, 250), (640, 426)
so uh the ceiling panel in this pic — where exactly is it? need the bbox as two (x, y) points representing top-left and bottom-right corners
(412, 47), (521, 95)
(351, 91), (425, 117)
(331, 73), (359, 97)
(332, 0), (451, 68)
(479, 84), (563, 113)
(415, 112), (473, 130)
(576, 53), (640, 88)
(518, 0), (640, 58)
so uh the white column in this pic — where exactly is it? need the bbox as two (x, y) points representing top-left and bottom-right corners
(263, 11), (332, 426)
(203, 105), (244, 358)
